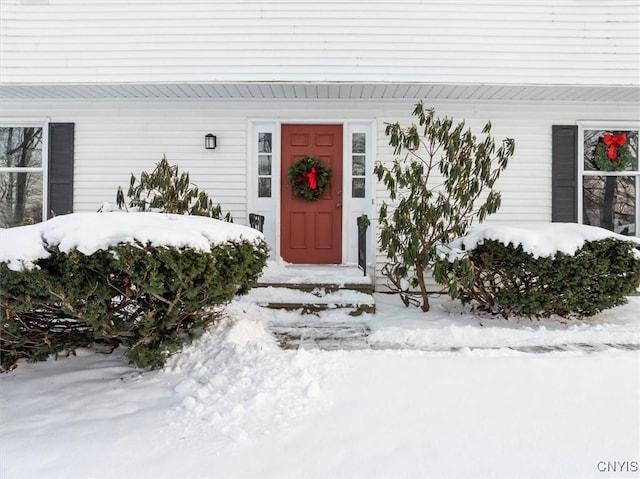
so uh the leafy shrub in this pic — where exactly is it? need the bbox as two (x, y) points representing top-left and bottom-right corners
(374, 101), (514, 311)
(435, 238), (640, 318)
(116, 155), (232, 221)
(1, 238), (268, 370)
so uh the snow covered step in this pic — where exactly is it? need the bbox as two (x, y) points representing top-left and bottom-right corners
(251, 263), (376, 314)
(256, 263), (374, 295)
(242, 286), (375, 316)
(255, 282), (373, 294)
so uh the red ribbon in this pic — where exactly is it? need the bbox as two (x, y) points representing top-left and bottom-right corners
(307, 167), (317, 190)
(603, 133), (627, 161)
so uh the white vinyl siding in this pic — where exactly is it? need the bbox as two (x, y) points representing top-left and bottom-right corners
(1, 0), (638, 87)
(2, 98), (638, 289)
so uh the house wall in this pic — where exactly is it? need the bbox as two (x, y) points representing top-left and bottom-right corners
(1, 0), (638, 86)
(2, 98), (638, 289)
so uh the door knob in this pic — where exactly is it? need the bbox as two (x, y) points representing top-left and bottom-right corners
(336, 202), (342, 209)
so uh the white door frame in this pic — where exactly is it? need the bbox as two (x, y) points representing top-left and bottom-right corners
(248, 118), (376, 266)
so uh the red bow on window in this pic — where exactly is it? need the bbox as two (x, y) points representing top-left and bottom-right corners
(603, 133), (627, 161)
(307, 167), (317, 190)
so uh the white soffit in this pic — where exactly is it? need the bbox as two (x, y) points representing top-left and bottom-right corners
(0, 83), (638, 103)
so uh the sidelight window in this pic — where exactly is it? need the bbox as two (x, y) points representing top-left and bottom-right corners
(258, 132), (272, 198)
(351, 132), (366, 198)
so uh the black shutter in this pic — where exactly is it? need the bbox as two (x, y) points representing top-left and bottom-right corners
(48, 123), (74, 218)
(551, 125), (578, 223)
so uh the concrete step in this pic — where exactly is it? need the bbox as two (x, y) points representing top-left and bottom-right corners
(251, 263), (376, 315)
(268, 321), (371, 350)
(243, 286), (375, 316)
(254, 281), (373, 295)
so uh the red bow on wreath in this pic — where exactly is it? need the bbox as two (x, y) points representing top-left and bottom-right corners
(603, 133), (627, 161)
(306, 167), (318, 190)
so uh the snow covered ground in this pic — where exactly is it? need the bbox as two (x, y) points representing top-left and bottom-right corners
(1, 219), (639, 477)
(1, 293), (638, 479)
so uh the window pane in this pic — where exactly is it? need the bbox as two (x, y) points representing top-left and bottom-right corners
(352, 155), (365, 176)
(258, 177), (271, 198)
(584, 129), (638, 172)
(0, 171), (43, 227)
(258, 154), (272, 175)
(0, 127), (43, 168)
(583, 175), (636, 235)
(352, 133), (366, 154)
(259, 133), (272, 153)
(352, 178), (365, 198)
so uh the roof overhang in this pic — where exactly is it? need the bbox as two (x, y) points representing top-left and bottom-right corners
(1, 82), (638, 103)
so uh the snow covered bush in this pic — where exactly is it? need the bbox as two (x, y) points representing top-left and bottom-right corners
(434, 224), (640, 318)
(0, 213), (268, 370)
(0, 264), (95, 368)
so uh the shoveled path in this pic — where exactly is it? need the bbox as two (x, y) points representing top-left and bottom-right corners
(267, 319), (640, 353)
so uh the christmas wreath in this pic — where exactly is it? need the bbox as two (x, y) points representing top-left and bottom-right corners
(288, 156), (332, 200)
(593, 133), (632, 172)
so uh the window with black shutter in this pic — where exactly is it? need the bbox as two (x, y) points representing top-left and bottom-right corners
(553, 123), (640, 236)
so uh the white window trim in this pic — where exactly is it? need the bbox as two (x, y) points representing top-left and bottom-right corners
(577, 120), (640, 236)
(0, 118), (50, 224)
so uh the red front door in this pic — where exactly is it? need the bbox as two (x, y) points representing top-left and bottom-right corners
(281, 124), (343, 264)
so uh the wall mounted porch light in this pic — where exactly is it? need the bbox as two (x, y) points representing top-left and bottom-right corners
(205, 133), (217, 149)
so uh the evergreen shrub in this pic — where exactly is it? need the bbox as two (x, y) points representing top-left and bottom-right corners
(435, 238), (640, 318)
(116, 155), (233, 221)
(1, 239), (268, 370)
